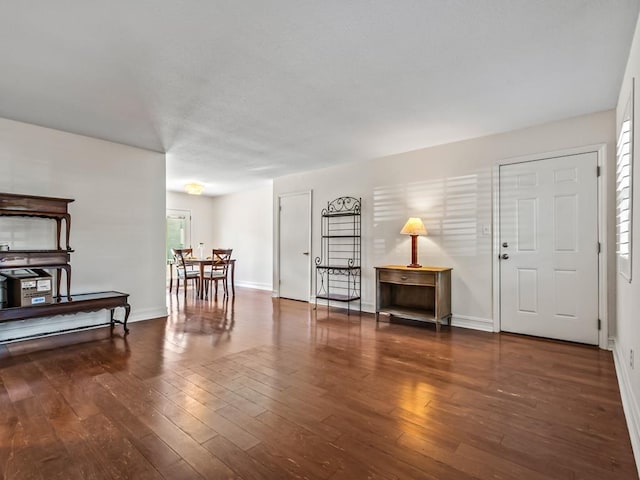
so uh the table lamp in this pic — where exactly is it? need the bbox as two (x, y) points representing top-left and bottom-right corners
(400, 217), (427, 268)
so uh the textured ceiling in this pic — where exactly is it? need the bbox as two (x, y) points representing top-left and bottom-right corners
(0, 1), (638, 195)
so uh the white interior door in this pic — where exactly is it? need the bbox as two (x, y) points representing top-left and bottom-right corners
(279, 192), (311, 301)
(499, 152), (599, 344)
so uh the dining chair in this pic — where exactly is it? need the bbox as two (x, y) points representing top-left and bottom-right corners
(204, 248), (233, 300)
(171, 248), (200, 297)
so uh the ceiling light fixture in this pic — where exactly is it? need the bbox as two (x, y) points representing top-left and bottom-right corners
(185, 182), (204, 195)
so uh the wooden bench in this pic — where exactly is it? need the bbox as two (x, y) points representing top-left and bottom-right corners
(0, 291), (130, 343)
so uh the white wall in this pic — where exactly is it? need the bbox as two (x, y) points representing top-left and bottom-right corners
(0, 117), (167, 340)
(274, 110), (615, 331)
(167, 183), (274, 291)
(615, 10), (640, 472)
(209, 183), (273, 291)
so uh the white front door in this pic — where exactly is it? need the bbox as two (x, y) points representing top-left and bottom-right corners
(279, 192), (311, 301)
(499, 152), (599, 344)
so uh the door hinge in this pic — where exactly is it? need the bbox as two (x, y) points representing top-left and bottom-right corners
(597, 242), (601, 254)
(597, 166), (601, 177)
(598, 318), (601, 330)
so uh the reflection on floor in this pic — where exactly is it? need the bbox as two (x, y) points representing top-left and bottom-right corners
(0, 287), (635, 479)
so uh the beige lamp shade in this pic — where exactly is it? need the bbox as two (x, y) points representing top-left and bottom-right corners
(185, 182), (204, 195)
(400, 217), (427, 236)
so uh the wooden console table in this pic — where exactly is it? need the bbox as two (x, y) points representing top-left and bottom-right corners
(0, 192), (74, 251)
(0, 192), (75, 298)
(375, 265), (452, 331)
(0, 249), (72, 299)
(0, 291), (130, 342)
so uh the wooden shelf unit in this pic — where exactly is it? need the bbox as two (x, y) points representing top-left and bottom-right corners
(0, 193), (75, 299)
(0, 192), (131, 340)
(0, 192), (74, 251)
(0, 249), (72, 299)
(375, 265), (452, 331)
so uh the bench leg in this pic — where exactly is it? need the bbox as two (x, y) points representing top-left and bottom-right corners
(110, 304), (131, 334)
(123, 303), (130, 333)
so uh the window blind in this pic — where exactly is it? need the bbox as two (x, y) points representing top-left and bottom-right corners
(617, 112), (633, 280)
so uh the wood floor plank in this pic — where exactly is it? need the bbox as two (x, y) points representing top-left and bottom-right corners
(8, 396), (84, 480)
(202, 434), (291, 480)
(80, 413), (163, 480)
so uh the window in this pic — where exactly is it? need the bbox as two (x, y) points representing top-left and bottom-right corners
(617, 78), (634, 282)
(166, 209), (191, 263)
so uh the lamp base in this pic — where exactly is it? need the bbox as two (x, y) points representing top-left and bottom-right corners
(407, 235), (421, 268)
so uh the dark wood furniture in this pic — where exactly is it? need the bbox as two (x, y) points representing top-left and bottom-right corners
(0, 192), (75, 298)
(183, 257), (237, 299)
(0, 249), (71, 300)
(375, 265), (452, 331)
(0, 193), (132, 343)
(204, 248), (233, 299)
(0, 291), (130, 342)
(0, 192), (74, 251)
(171, 248), (200, 297)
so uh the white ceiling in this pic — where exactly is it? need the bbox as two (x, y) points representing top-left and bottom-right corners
(1, 1), (638, 195)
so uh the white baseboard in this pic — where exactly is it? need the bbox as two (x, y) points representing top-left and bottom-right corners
(612, 338), (640, 478)
(451, 314), (494, 332)
(235, 281), (272, 291)
(311, 297), (374, 313)
(127, 306), (168, 323)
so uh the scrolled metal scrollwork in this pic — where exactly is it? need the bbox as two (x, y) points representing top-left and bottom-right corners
(321, 196), (360, 216)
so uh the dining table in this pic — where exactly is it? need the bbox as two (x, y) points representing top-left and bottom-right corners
(184, 257), (236, 299)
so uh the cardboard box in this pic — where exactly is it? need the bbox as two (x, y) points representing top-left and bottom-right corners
(2, 269), (53, 307)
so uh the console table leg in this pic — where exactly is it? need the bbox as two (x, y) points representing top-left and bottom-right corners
(55, 219), (62, 250)
(64, 214), (72, 251)
(56, 268), (62, 300)
(63, 265), (72, 300)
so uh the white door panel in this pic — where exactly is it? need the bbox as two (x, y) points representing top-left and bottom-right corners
(500, 153), (598, 344)
(279, 192), (311, 301)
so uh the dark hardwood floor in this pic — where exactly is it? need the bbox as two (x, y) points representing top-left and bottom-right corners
(0, 287), (636, 479)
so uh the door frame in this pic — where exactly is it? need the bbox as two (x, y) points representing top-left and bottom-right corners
(275, 190), (313, 300)
(491, 144), (610, 349)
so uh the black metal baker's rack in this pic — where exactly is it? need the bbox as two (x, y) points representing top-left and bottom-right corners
(315, 196), (361, 315)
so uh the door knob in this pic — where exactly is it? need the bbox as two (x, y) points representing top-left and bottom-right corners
(501, 254), (509, 260)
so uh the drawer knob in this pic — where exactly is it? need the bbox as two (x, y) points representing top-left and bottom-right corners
(401, 275), (408, 280)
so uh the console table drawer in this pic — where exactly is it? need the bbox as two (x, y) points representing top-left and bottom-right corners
(379, 269), (435, 286)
